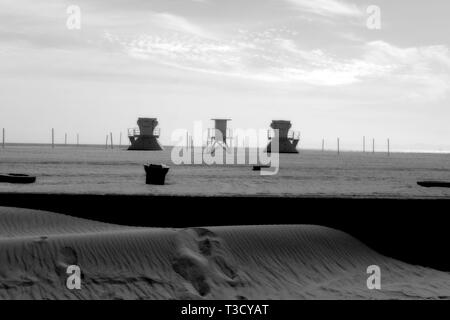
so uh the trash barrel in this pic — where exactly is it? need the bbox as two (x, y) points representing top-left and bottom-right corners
(144, 164), (170, 185)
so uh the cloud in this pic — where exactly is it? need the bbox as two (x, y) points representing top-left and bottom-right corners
(107, 29), (386, 85)
(285, 0), (363, 17)
(105, 28), (450, 102)
(362, 41), (450, 101)
(149, 12), (212, 39)
(364, 41), (450, 70)
(4, 0), (448, 102)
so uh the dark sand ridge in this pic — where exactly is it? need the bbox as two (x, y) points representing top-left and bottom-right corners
(0, 206), (449, 300)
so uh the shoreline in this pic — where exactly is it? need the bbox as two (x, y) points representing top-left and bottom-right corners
(2, 143), (450, 155)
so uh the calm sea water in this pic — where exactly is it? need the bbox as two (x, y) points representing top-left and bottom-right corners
(1, 144), (450, 198)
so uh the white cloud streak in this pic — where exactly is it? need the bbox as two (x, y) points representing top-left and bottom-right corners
(149, 12), (213, 38)
(285, 0), (363, 17)
(105, 26), (450, 101)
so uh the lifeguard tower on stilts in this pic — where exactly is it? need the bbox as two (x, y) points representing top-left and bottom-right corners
(128, 118), (163, 151)
(266, 120), (300, 153)
(206, 119), (233, 155)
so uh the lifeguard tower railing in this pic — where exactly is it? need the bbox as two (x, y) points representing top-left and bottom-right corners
(128, 127), (161, 138)
(207, 128), (233, 144)
(267, 130), (300, 141)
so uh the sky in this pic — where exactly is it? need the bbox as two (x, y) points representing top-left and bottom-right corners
(0, 0), (450, 151)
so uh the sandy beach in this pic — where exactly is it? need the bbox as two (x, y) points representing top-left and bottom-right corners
(0, 145), (449, 198)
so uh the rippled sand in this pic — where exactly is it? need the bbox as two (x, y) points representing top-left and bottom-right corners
(1, 206), (449, 300)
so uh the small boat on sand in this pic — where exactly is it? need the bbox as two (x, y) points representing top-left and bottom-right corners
(0, 173), (36, 184)
(417, 181), (450, 188)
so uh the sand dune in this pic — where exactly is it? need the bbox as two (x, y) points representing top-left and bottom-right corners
(0, 206), (449, 300)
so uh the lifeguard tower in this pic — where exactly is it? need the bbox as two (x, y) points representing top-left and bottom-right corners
(128, 118), (163, 151)
(206, 119), (232, 154)
(266, 120), (299, 153)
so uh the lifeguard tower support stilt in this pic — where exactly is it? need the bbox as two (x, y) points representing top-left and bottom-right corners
(266, 120), (299, 153)
(206, 119), (232, 154)
(128, 118), (163, 151)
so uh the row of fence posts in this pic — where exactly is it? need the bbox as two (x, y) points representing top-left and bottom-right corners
(105, 132), (123, 149)
(322, 136), (390, 156)
(51, 129), (123, 149)
(1, 128), (391, 155)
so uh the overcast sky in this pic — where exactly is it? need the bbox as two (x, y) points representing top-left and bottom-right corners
(1, 0), (449, 151)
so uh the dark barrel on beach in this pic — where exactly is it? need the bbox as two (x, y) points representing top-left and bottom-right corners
(144, 164), (169, 185)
